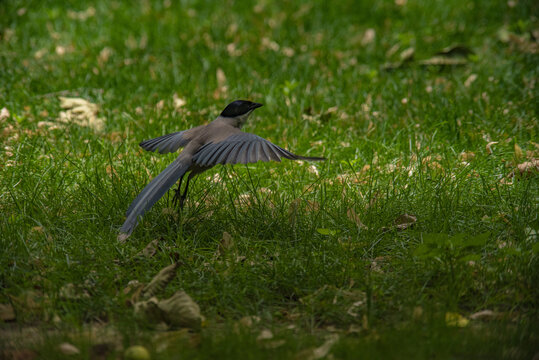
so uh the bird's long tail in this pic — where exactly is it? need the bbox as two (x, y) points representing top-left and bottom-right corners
(119, 159), (190, 239)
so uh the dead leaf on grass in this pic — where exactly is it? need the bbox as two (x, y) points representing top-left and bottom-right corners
(0, 107), (10, 122)
(486, 141), (498, 155)
(394, 213), (417, 230)
(57, 97), (105, 132)
(256, 329), (274, 341)
(296, 334), (340, 360)
(516, 159), (539, 176)
(59, 342), (80, 355)
(157, 291), (204, 330)
(173, 94), (187, 111)
(347, 208), (367, 229)
(137, 239), (159, 258)
(469, 309), (497, 321)
(141, 263), (179, 299)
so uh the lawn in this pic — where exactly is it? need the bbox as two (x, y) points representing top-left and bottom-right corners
(1, 0), (538, 359)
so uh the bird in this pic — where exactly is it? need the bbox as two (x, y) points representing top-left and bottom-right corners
(119, 100), (325, 240)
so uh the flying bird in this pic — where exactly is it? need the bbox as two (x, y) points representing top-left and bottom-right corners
(119, 100), (324, 240)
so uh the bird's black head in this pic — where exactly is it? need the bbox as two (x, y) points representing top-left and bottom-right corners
(220, 100), (263, 118)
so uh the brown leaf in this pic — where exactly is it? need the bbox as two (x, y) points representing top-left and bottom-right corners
(296, 334), (339, 360)
(141, 263), (179, 299)
(459, 151), (475, 162)
(58, 342), (80, 355)
(514, 143), (524, 161)
(516, 159), (539, 176)
(157, 291), (204, 330)
(219, 231), (234, 254)
(394, 213), (417, 230)
(57, 97), (105, 132)
(256, 329), (274, 341)
(418, 56), (467, 66)
(0, 107), (10, 122)
(137, 239), (159, 258)
(346, 208), (367, 229)
(0, 303), (15, 321)
(486, 141), (498, 155)
(469, 309), (497, 321)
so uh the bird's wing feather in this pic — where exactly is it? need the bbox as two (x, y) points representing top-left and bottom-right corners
(139, 131), (188, 154)
(192, 132), (325, 166)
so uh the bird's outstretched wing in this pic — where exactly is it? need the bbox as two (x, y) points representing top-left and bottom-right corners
(192, 132), (325, 166)
(139, 131), (188, 154)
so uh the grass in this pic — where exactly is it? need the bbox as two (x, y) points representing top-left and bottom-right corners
(1, 0), (538, 358)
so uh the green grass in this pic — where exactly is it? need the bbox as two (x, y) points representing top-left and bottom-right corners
(1, 0), (538, 358)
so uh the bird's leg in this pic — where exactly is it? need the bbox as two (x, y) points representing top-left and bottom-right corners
(179, 172), (195, 209)
(172, 174), (185, 207)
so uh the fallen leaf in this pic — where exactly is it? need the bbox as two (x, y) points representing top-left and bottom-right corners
(445, 312), (469, 327)
(256, 329), (274, 341)
(418, 56), (467, 66)
(459, 151), (475, 162)
(157, 291), (204, 330)
(299, 334), (339, 360)
(0, 107), (10, 122)
(59, 283), (90, 300)
(219, 231), (234, 254)
(57, 97), (105, 131)
(316, 228), (337, 236)
(361, 28), (376, 46)
(464, 74), (478, 87)
(0, 303), (15, 321)
(238, 315), (261, 328)
(394, 213), (417, 230)
(137, 239), (159, 258)
(486, 141), (498, 155)
(59, 342), (80, 355)
(469, 309), (497, 320)
(347, 208), (367, 229)
(516, 159), (539, 176)
(172, 94), (186, 111)
(141, 263), (179, 299)
(514, 143), (524, 161)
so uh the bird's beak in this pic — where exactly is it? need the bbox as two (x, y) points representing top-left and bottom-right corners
(250, 103), (263, 110)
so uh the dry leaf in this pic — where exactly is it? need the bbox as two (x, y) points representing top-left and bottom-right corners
(59, 283), (90, 300)
(59, 342), (80, 355)
(418, 56), (467, 66)
(394, 213), (417, 230)
(464, 74), (478, 87)
(445, 312), (469, 327)
(57, 97), (105, 131)
(0, 107), (10, 122)
(516, 159), (539, 176)
(486, 141), (498, 155)
(141, 263), (179, 299)
(157, 291), (204, 330)
(514, 143), (524, 160)
(469, 309), (497, 320)
(0, 303), (15, 321)
(137, 239), (159, 258)
(256, 329), (274, 341)
(346, 208), (367, 229)
(361, 28), (376, 46)
(219, 231), (234, 254)
(299, 334), (339, 360)
(459, 151), (475, 162)
(173, 94), (186, 111)
(238, 315), (261, 328)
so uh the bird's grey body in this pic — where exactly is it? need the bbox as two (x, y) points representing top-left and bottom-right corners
(119, 100), (324, 240)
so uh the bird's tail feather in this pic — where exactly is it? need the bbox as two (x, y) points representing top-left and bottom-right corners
(119, 159), (189, 238)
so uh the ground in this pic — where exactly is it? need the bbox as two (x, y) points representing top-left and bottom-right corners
(0, 0), (538, 359)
